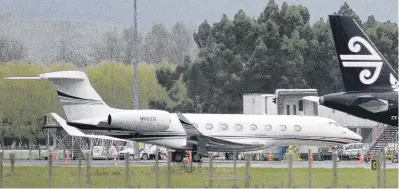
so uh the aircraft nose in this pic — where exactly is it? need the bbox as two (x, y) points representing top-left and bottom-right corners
(349, 130), (362, 142)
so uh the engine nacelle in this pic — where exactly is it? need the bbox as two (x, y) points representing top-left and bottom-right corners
(107, 110), (170, 132)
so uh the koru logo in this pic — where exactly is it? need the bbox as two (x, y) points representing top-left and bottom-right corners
(340, 36), (383, 85)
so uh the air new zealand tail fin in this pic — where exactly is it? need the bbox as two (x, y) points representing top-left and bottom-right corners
(328, 15), (398, 92)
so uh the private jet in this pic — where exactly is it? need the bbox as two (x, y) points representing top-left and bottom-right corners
(5, 70), (362, 162)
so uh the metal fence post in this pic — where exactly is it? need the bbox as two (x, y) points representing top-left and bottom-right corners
(167, 151), (172, 188)
(78, 152), (82, 188)
(245, 153), (251, 188)
(155, 147), (159, 188)
(332, 150), (338, 188)
(48, 152), (52, 188)
(86, 152), (91, 188)
(10, 153), (15, 188)
(125, 152), (130, 188)
(308, 149), (312, 188)
(288, 153), (293, 188)
(233, 150), (237, 188)
(376, 153), (381, 188)
(382, 150), (386, 188)
(0, 152), (3, 188)
(209, 152), (213, 188)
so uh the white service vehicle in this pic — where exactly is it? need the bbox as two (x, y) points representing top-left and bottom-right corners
(87, 145), (119, 160)
(139, 144), (166, 160)
(341, 143), (366, 160)
(118, 145), (136, 160)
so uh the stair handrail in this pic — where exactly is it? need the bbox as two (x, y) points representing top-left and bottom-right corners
(365, 124), (392, 157)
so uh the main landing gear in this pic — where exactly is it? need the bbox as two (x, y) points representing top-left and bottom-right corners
(171, 151), (203, 162)
(171, 151), (184, 162)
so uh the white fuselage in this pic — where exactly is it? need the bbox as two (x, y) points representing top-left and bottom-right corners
(110, 113), (362, 152)
(6, 70), (361, 153)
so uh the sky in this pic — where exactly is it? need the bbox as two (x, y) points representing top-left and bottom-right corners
(0, 0), (397, 32)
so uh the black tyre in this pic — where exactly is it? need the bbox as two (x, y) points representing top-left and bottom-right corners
(193, 153), (202, 162)
(173, 152), (183, 162)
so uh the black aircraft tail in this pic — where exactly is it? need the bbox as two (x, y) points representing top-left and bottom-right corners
(328, 15), (398, 92)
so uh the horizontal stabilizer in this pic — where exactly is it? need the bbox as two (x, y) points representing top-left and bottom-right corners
(4, 77), (41, 80)
(50, 113), (130, 142)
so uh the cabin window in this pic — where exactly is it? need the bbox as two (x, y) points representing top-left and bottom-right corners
(294, 125), (301, 131)
(235, 124), (243, 131)
(220, 124), (228, 130)
(250, 124), (257, 131)
(279, 125), (287, 131)
(298, 100), (303, 111)
(205, 123), (213, 130)
(293, 105), (297, 115)
(286, 105), (290, 115)
(265, 125), (272, 131)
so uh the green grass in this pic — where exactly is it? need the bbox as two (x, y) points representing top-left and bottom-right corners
(0, 165), (397, 188)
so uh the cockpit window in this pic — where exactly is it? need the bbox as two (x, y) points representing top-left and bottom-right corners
(329, 122), (339, 127)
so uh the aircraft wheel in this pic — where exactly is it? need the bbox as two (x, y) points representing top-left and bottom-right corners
(173, 152), (184, 162)
(193, 153), (202, 162)
(228, 153), (234, 160)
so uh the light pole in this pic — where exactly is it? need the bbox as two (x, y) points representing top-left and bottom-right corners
(133, 0), (139, 110)
(132, 0), (140, 160)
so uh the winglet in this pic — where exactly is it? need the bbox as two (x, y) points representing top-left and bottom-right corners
(176, 112), (201, 136)
(50, 113), (130, 142)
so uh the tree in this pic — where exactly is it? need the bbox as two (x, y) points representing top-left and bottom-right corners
(152, 0), (398, 114)
(334, 2), (362, 26)
(169, 22), (193, 65)
(143, 24), (170, 64)
(0, 36), (26, 62)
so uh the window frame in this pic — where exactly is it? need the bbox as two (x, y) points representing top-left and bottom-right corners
(205, 123), (213, 130)
(250, 124), (257, 131)
(220, 123), (229, 131)
(298, 100), (303, 111)
(235, 124), (243, 131)
(265, 125), (272, 131)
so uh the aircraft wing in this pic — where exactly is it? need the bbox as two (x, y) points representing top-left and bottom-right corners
(50, 113), (130, 142)
(176, 112), (264, 153)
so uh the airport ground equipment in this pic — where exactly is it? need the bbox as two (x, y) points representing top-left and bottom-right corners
(365, 125), (398, 161)
(42, 114), (87, 160)
(42, 114), (124, 160)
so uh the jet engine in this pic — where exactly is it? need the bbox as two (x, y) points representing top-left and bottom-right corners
(107, 110), (170, 132)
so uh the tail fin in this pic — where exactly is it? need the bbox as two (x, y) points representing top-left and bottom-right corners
(5, 71), (112, 121)
(328, 15), (398, 92)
